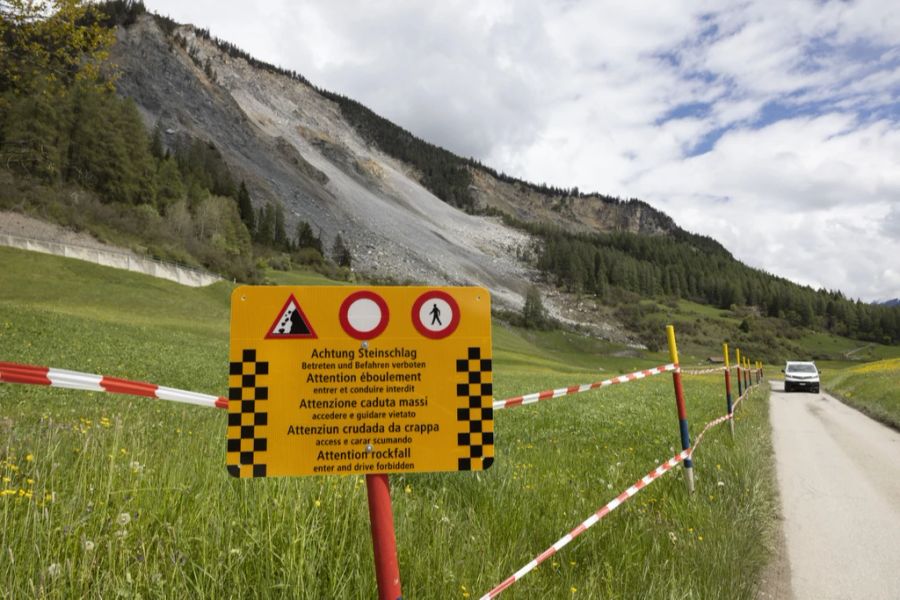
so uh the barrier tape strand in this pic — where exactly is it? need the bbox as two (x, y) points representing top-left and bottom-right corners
(0, 362), (227, 409)
(479, 448), (690, 599)
(481, 381), (760, 599)
(493, 363), (677, 411)
(680, 365), (727, 376)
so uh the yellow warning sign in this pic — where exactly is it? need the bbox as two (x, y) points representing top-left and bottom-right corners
(227, 286), (493, 478)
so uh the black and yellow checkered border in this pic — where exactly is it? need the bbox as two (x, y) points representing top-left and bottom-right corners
(227, 348), (269, 478)
(456, 346), (494, 471)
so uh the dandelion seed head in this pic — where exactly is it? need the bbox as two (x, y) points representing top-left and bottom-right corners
(117, 512), (131, 526)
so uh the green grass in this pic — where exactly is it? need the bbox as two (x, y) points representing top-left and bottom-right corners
(793, 331), (900, 363)
(675, 299), (741, 323)
(1, 247), (778, 598)
(263, 267), (353, 287)
(823, 358), (900, 430)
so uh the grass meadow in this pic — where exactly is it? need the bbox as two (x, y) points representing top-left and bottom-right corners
(1, 247), (777, 598)
(823, 358), (900, 430)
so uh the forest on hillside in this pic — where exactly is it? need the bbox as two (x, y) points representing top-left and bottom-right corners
(528, 224), (900, 344)
(2, 0), (897, 345)
(0, 0), (340, 280)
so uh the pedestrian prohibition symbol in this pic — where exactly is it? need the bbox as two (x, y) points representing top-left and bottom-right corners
(227, 286), (493, 478)
(412, 290), (460, 339)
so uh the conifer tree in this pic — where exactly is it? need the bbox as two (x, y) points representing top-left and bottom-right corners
(294, 221), (322, 252)
(156, 157), (184, 209)
(255, 202), (275, 245)
(522, 286), (548, 329)
(236, 181), (255, 233)
(332, 233), (352, 268)
(273, 202), (288, 249)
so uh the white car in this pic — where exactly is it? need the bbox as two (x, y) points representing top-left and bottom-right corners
(783, 361), (820, 393)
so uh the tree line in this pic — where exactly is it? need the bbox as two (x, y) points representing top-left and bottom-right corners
(531, 225), (900, 343)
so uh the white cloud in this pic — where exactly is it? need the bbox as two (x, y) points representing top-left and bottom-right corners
(142, 0), (900, 300)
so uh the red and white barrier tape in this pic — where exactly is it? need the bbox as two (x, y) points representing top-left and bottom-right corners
(680, 365), (727, 376)
(493, 363), (678, 411)
(0, 362), (227, 409)
(479, 447), (690, 599)
(481, 381), (762, 599)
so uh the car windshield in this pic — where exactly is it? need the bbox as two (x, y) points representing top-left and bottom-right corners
(787, 364), (817, 373)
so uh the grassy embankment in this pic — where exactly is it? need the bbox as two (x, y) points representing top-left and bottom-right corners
(1, 246), (776, 598)
(616, 297), (900, 367)
(822, 359), (900, 430)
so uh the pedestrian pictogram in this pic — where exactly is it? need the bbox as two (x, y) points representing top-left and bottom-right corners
(266, 294), (316, 339)
(340, 290), (390, 340)
(412, 290), (460, 339)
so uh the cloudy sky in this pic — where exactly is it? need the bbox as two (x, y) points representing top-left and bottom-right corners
(144, 0), (900, 302)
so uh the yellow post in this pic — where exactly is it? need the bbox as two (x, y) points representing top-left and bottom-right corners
(724, 343), (734, 436)
(666, 325), (694, 494)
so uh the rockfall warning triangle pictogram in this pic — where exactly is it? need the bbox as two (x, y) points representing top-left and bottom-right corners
(266, 294), (317, 339)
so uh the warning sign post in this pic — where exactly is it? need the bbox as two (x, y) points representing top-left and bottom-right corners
(227, 285), (493, 478)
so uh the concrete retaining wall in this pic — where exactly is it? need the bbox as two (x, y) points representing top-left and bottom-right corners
(0, 234), (222, 287)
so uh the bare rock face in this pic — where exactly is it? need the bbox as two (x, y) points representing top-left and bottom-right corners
(467, 169), (675, 235)
(109, 15), (677, 324)
(112, 17), (538, 309)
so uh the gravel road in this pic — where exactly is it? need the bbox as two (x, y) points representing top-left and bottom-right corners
(769, 380), (900, 599)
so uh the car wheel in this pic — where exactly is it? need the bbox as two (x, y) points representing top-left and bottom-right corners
(784, 383), (790, 393)
(812, 385), (819, 393)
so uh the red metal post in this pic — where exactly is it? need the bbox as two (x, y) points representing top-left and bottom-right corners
(666, 325), (694, 494)
(365, 473), (403, 600)
(745, 358), (751, 390)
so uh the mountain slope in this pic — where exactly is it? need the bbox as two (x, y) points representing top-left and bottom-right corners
(111, 18), (532, 306)
(109, 16), (681, 309)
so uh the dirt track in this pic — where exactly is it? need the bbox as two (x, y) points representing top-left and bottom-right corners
(769, 381), (900, 599)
